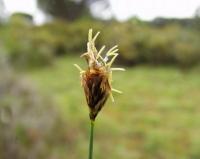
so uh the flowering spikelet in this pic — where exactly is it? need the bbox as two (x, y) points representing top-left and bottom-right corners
(74, 29), (125, 121)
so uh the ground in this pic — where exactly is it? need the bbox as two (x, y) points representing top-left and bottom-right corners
(26, 56), (200, 159)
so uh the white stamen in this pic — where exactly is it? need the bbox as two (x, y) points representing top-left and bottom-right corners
(93, 31), (100, 42)
(74, 64), (84, 72)
(97, 45), (105, 59)
(80, 52), (89, 58)
(107, 45), (118, 54)
(111, 68), (125, 71)
(88, 29), (93, 42)
(107, 53), (118, 66)
(103, 56), (109, 62)
(110, 92), (115, 102)
(112, 88), (122, 94)
(107, 49), (119, 56)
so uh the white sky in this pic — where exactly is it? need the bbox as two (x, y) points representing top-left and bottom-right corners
(109, 0), (200, 20)
(2, 0), (200, 24)
(2, 0), (45, 24)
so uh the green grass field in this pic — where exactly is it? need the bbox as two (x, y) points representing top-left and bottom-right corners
(26, 56), (200, 159)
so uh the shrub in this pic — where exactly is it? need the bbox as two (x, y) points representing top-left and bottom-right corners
(1, 17), (200, 68)
(0, 59), (66, 159)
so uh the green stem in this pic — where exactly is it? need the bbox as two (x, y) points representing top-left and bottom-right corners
(88, 120), (95, 159)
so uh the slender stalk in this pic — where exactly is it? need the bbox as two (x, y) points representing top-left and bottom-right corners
(88, 120), (95, 159)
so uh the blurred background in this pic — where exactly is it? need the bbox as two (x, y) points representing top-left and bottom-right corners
(0, 0), (200, 159)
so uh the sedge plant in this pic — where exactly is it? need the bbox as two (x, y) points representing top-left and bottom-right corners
(74, 29), (124, 159)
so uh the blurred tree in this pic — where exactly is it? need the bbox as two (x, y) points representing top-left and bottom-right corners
(37, 0), (110, 21)
(0, 0), (5, 23)
(194, 6), (200, 30)
(9, 12), (34, 26)
(195, 6), (200, 17)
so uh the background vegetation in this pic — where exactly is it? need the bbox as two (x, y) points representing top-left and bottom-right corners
(1, 13), (200, 68)
(0, 0), (200, 158)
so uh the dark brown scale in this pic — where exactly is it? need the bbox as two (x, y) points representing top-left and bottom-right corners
(82, 68), (110, 121)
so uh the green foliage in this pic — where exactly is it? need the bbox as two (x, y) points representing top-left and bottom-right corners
(0, 16), (200, 68)
(9, 12), (33, 25)
(0, 17), (105, 68)
(101, 23), (200, 67)
(1, 17), (55, 68)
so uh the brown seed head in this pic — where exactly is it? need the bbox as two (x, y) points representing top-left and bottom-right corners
(74, 29), (125, 121)
(82, 67), (110, 121)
